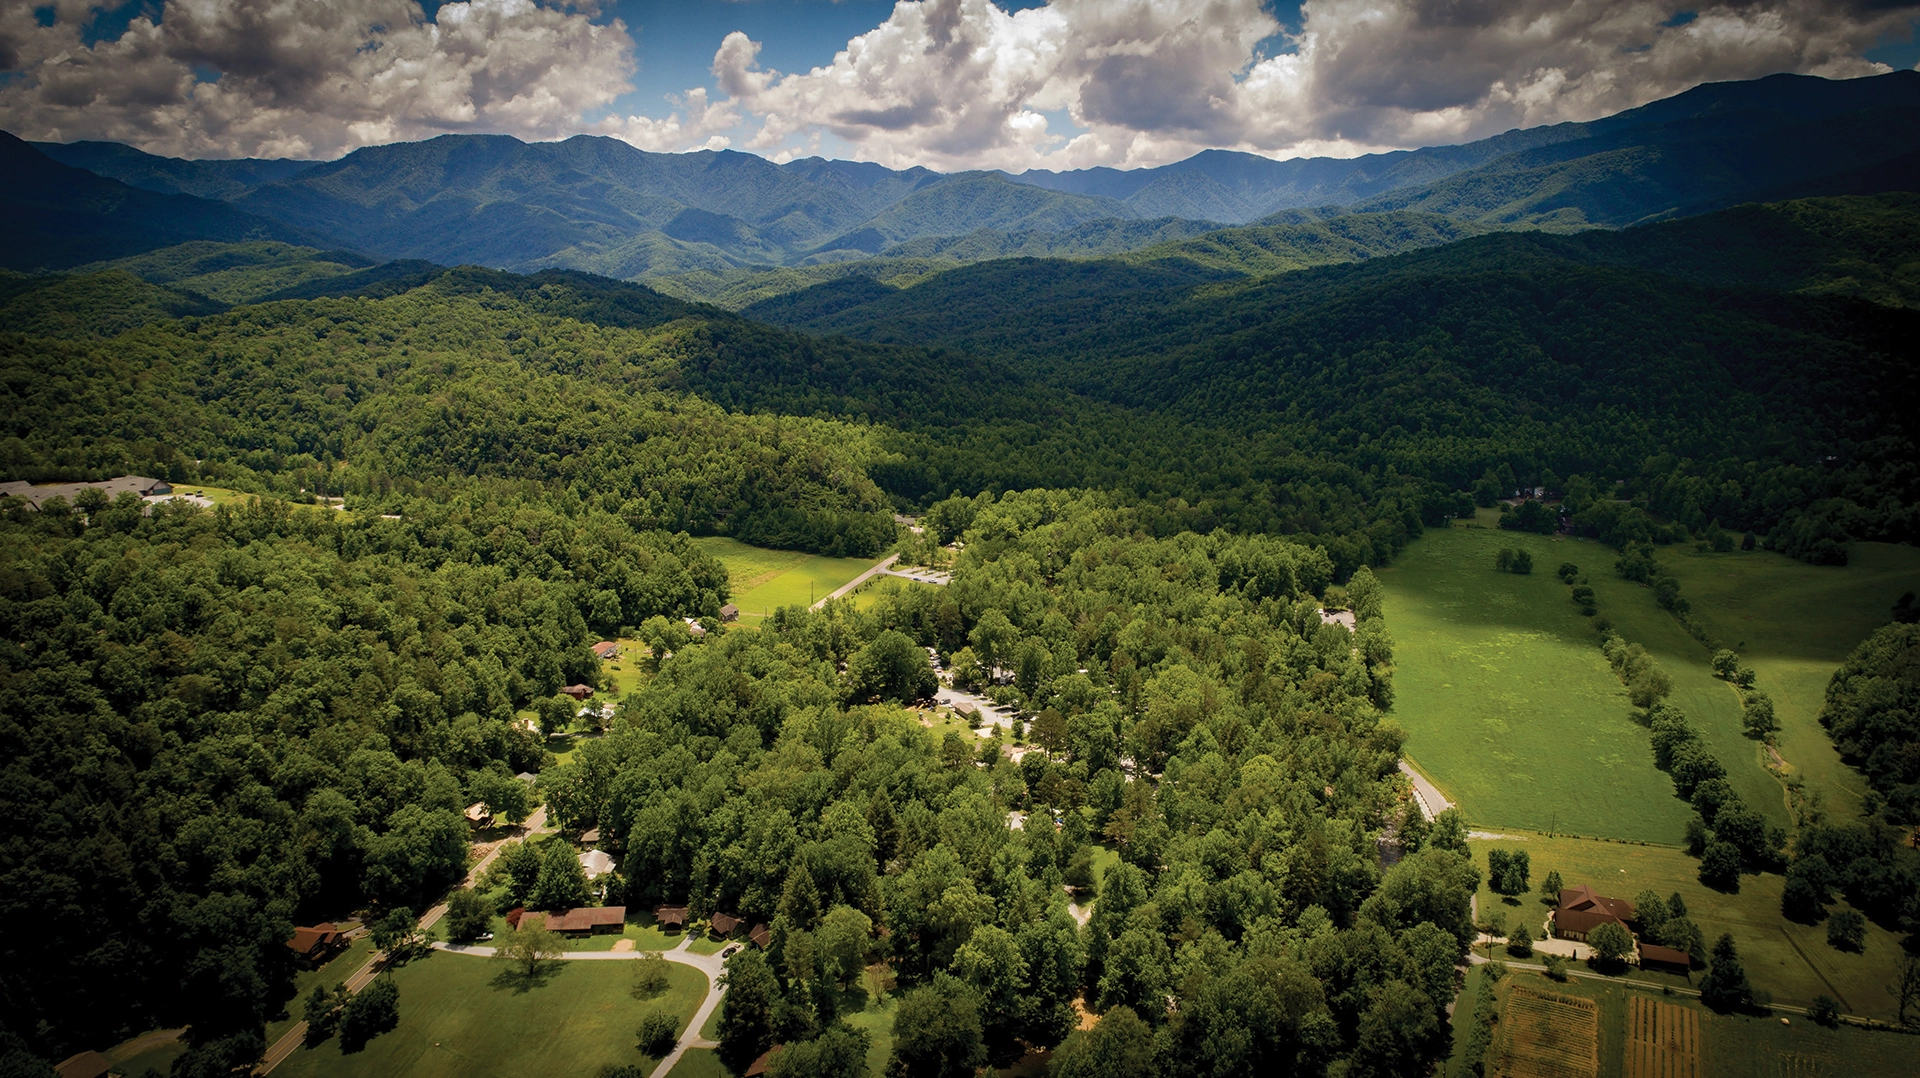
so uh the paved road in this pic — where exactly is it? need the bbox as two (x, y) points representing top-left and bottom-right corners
(810, 554), (899, 611)
(432, 932), (728, 1074)
(256, 808), (551, 1075)
(1399, 759), (1454, 821)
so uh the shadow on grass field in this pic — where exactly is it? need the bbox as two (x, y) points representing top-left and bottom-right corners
(1466, 832), (1912, 1022)
(1658, 542), (1920, 821)
(274, 951), (706, 1078)
(1380, 523), (1694, 843)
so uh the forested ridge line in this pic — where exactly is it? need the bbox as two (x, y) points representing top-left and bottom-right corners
(753, 195), (1920, 565)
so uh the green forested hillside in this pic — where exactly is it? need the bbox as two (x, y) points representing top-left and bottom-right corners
(1, 267), (912, 555)
(750, 195), (1920, 561)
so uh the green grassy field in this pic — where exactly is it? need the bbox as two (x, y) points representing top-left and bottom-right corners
(1379, 522), (1697, 843)
(1658, 542), (1920, 821)
(275, 952), (706, 1078)
(1467, 832), (1910, 1021)
(1454, 966), (1915, 1077)
(664, 1047), (728, 1078)
(1582, 563), (1786, 828)
(691, 537), (882, 625)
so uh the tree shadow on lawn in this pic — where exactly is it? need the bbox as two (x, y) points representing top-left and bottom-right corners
(490, 960), (567, 994)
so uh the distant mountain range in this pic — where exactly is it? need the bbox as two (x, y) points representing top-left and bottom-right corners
(9, 70), (1920, 281)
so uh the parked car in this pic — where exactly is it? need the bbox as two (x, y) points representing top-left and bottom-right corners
(722, 945), (740, 959)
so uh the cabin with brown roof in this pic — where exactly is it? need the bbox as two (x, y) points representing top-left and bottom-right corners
(560, 684), (595, 701)
(750, 923), (771, 949)
(654, 905), (690, 929)
(744, 1046), (783, 1077)
(709, 912), (742, 936)
(54, 1050), (113, 1078)
(1554, 884), (1636, 941)
(1638, 943), (1692, 975)
(286, 923), (348, 968)
(541, 906), (627, 936)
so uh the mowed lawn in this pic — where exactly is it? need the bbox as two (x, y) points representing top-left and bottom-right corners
(276, 953), (707, 1078)
(1658, 542), (1920, 820)
(1468, 832), (1912, 1021)
(692, 537), (882, 625)
(1380, 522), (1694, 843)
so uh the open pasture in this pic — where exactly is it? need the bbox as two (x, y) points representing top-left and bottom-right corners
(691, 536), (883, 624)
(1656, 542), (1920, 820)
(273, 951), (706, 1078)
(1380, 523), (1695, 843)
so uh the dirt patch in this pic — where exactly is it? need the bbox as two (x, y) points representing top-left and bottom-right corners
(1626, 994), (1698, 1078)
(1491, 985), (1599, 1078)
(1070, 996), (1097, 1031)
(610, 939), (636, 953)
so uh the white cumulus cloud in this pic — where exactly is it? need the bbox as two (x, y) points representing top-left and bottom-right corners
(705, 0), (1919, 170)
(0, 0), (641, 159)
(0, 0), (1913, 167)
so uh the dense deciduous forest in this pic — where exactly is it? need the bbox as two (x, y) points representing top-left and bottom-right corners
(543, 492), (1474, 1076)
(0, 493), (727, 1065)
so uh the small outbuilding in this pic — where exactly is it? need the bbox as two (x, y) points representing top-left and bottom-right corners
(464, 802), (493, 829)
(744, 1046), (783, 1077)
(1639, 943), (1692, 975)
(719, 604), (740, 622)
(54, 1051), (112, 1078)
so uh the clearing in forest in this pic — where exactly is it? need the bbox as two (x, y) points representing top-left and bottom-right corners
(1490, 985), (1599, 1078)
(1380, 522), (1693, 843)
(691, 537), (884, 624)
(1625, 995), (1698, 1078)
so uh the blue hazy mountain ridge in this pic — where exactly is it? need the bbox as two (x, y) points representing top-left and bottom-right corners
(12, 69), (1920, 281)
(0, 131), (323, 270)
(1002, 70), (1920, 222)
(30, 139), (318, 200)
